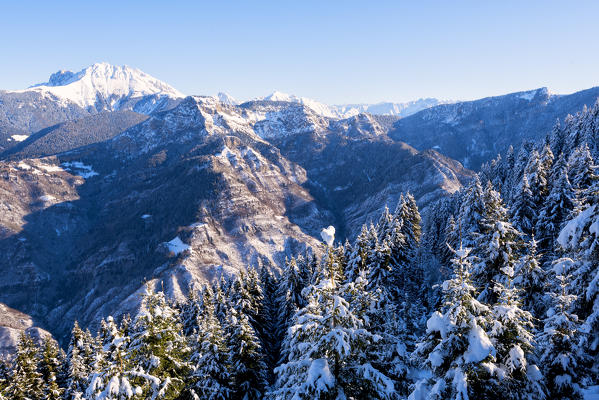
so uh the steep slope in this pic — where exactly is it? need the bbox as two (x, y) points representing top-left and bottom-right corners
(389, 87), (599, 170)
(1, 111), (148, 159)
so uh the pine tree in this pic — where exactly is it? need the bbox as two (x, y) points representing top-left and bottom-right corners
(411, 247), (497, 400)
(4, 333), (44, 400)
(510, 173), (536, 237)
(276, 256), (309, 349)
(536, 159), (578, 255)
(65, 321), (96, 399)
(345, 224), (370, 282)
(456, 177), (485, 248)
(0, 357), (9, 396)
(128, 289), (191, 400)
(556, 190), (599, 381)
(567, 144), (599, 202)
(394, 193), (423, 298)
(513, 238), (546, 319)
(525, 149), (551, 210)
(40, 337), (65, 400)
(180, 289), (204, 336)
(258, 266), (281, 384)
(472, 182), (522, 304)
(86, 316), (137, 399)
(271, 247), (394, 399)
(225, 307), (267, 400)
(538, 258), (587, 400)
(187, 287), (232, 400)
(489, 262), (546, 399)
(442, 214), (460, 266)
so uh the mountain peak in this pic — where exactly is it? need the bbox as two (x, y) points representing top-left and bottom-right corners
(26, 63), (184, 110)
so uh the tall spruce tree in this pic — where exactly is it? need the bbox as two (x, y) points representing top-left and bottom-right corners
(40, 337), (65, 400)
(510, 173), (536, 237)
(187, 287), (232, 400)
(225, 306), (268, 400)
(128, 289), (191, 399)
(86, 316), (137, 399)
(538, 258), (587, 400)
(513, 238), (546, 320)
(411, 246), (497, 400)
(489, 263), (546, 399)
(65, 321), (97, 399)
(472, 182), (522, 304)
(4, 333), (44, 400)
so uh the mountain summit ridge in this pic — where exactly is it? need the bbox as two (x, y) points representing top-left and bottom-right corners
(18, 62), (184, 110)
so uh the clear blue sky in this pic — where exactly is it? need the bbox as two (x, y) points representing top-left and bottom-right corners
(1, 1), (598, 104)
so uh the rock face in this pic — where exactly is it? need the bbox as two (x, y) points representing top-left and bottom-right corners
(0, 90), (473, 346)
(389, 87), (599, 170)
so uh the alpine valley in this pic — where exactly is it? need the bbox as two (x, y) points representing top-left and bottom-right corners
(0, 63), (598, 400)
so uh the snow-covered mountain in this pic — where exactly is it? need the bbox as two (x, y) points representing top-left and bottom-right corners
(332, 98), (452, 118)
(0, 63), (183, 134)
(256, 91), (449, 119)
(24, 62), (184, 110)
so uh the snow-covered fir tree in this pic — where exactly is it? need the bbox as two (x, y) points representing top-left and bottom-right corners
(510, 173), (536, 237)
(513, 238), (546, 319)
(4, 333), (44, 400)
(538, 258), (587, 400)
(224, 306), (268, 400)
(40, 337), (66, 400)
(411, 246), (497, 400)
(65, 321), (97, 399)
(86, 316), (137, 399)
(472, 182), (522, 304)
(489, 262), (546, 399)
(187, 287), (232, 400)
(128, 288), (191, 399)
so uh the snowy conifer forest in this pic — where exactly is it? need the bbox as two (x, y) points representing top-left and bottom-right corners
(2, 101), (599, 399)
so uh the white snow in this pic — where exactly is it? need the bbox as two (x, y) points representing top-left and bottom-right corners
(216, 92), (237, 105)
(519, 91), (536, 101)
(9, 134), (29, 142)
(166, 236), (190, 255)
(306, 358), (335, 392)
(16, 162), (32, 170)
(62, 161), (99, 178)
(39, 164), (64, 172)
(15, 62), (184, 110)
(463, 324), (495, 363)
(320, 226), (335, 246)
(38, 195), (56, 202)
(214, 146), (238, 166)
(558, 205), (596, 249)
